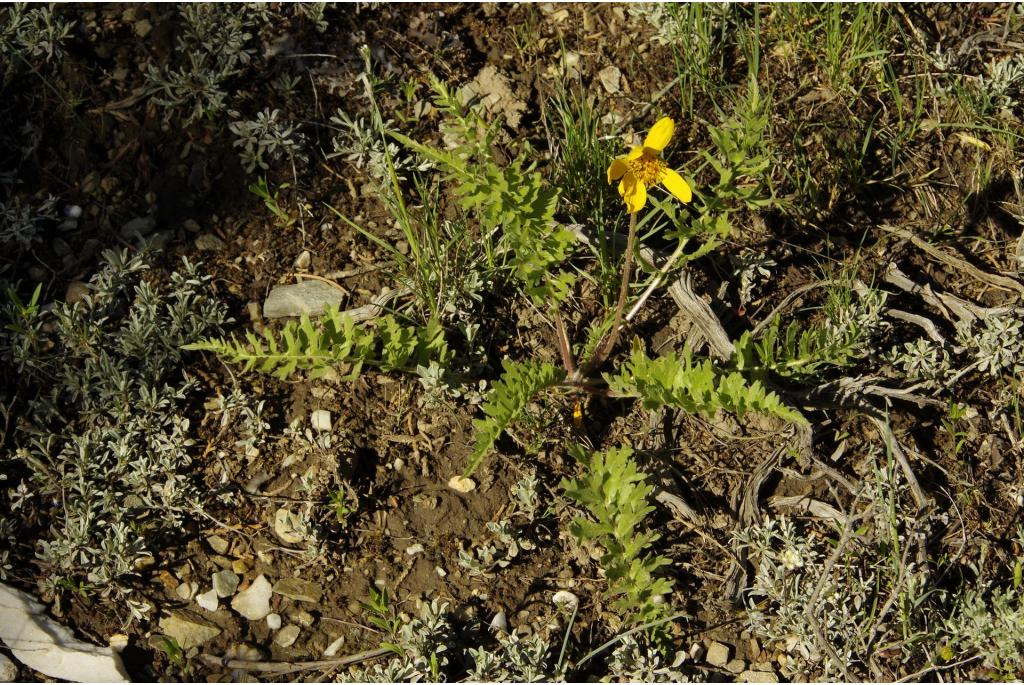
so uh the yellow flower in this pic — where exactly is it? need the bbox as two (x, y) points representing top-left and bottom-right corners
(607, 117), (692, 214)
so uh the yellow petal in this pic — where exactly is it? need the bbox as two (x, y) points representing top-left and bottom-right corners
(618, 173), (647, 214)
(643, 117), (674, 152)
(659, 167), (692, 203)
(607, 157), (628, 184)
(627, 145), (644, 161)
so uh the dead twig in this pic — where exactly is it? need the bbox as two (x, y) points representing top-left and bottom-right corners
(199, 646), (392, 675)
(881, 225), (1024, 296)
(870, 416), (931, 513)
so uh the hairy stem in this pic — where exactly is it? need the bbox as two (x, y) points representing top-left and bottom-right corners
(552, 307), (577, 376)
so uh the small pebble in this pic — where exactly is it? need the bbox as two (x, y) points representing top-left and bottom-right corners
(323, 636), (345, 657)
(212, 570), (240, 598)
(206, 535), (229, 555)
(266, 613), (282, 630)
(311, 410), (332, 433)
(196, 588), (219, 612)
(706, 641), (730, 668)
(175, 582), (197, 601)
(405, 543), (424, 556)
(274, 625), (300, 648)
(195, 233), (227, 251)
(65, 281), (90, 304)
(64, 204), (83, 219)
(294, 250), (311, 269)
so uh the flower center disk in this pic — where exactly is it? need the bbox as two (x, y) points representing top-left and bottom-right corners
(628, 150), (665, 186)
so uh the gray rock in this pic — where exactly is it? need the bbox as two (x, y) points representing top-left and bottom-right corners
(231, 575), (273, 620)
(272, 578), (323, 604)
(212, 570), (240, 598)
(120, 216), (156, 239)
(263, 281), (344, 319)
(195, 233), (227, 252)
(706, 641), (730, 668)
(0, 653), (17, 682)
(158, 611), (221, 649)
(274, 625), (300, 648)
(739, 670), (779, 683)
(294, 250), (311, 269)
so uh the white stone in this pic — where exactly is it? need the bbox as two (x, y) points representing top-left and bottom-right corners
(196, 588), (219, 612)
(0, 583), (129, 682)
(552, 590), (579, 609)
(311, 410), (332, 433)
(231, 575), (273, 621)
(447, 475), (476, 493)
(323, 636), (345, 657)
(405, 543), (424, 556)
(266, 613), (282, 630)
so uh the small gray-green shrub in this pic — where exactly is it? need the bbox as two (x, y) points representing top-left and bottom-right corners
(1, 249), (228, 609)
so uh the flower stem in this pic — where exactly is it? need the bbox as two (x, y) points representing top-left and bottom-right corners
(581, 211), (638, 376)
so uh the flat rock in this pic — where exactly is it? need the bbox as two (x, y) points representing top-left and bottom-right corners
(598, 65), (622, 94)
(262, 281), (343, 319)
(206, 535), (229, 555)
(195, 233), (227, 251)
(231, 575), (273, 620)
(706, 641), (730, 668)
(272, 578), (323, 604)
(726, 658), (747, 674)
(119, 216), (156, 239)
(159, 610), (221, 650)
(0, 582), (129, 682)
(274, 625), (300, 648)
(212, 570), (240, 598)
(739, 670), (779, 683)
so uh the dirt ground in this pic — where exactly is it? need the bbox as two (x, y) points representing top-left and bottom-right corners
(3, 3), (1024, 683)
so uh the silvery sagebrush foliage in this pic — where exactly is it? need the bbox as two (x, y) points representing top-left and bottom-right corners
(458, 475), (540, 576)
(0, 248), (228, 609)
(736, 448), (945, 680)
(606, 634), (691, 683)
(983, 53), (1024, 114)
(229, 108), (308, 173)
(0, 3), (74, 82)
(0, 195), (57, 251)
(145, 4), (270, 124)
(341, 599), (456, 683)
(958, 315), (1024, 377)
